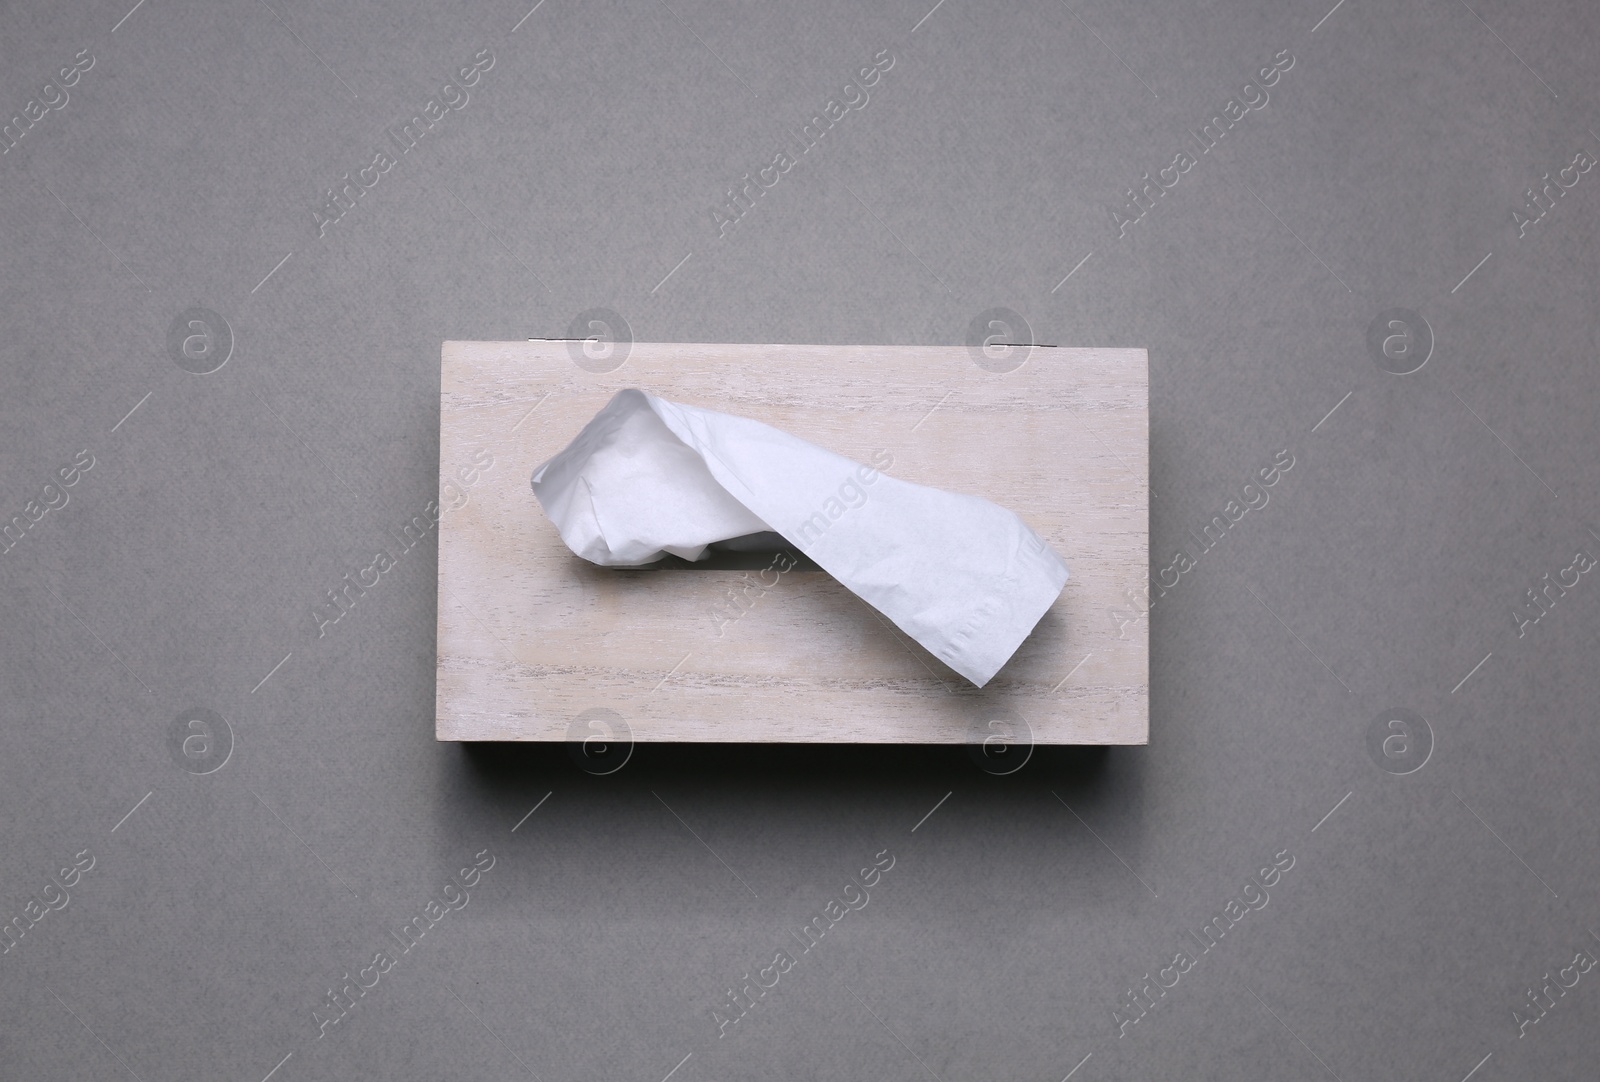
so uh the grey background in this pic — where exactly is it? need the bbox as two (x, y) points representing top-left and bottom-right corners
(2, 0), (1597, 1078)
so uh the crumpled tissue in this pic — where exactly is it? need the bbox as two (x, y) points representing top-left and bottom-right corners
(530, 389), (1067, 687)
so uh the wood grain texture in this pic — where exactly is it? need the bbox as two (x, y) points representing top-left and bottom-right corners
(437, 341), (1148, 743)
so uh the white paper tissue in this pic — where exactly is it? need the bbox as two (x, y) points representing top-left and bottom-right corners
(529, 389), (1068, 687)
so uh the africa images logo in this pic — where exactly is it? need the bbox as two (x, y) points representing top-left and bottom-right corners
(710, 49), (896, 239)
(312, 49), (496, 238)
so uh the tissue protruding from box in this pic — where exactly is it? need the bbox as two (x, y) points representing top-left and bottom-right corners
(531, 389), (1068, 687)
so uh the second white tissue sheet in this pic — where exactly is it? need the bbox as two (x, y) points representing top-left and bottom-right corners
(529, 389), (1069, 688)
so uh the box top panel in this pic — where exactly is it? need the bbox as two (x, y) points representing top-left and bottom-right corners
(437, 340), (1148, 743)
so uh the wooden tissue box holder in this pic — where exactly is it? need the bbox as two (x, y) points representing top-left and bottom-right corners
(436, 340), (1147, 744)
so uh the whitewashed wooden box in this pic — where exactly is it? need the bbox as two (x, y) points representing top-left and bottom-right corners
(436, 341), (1147, 744)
